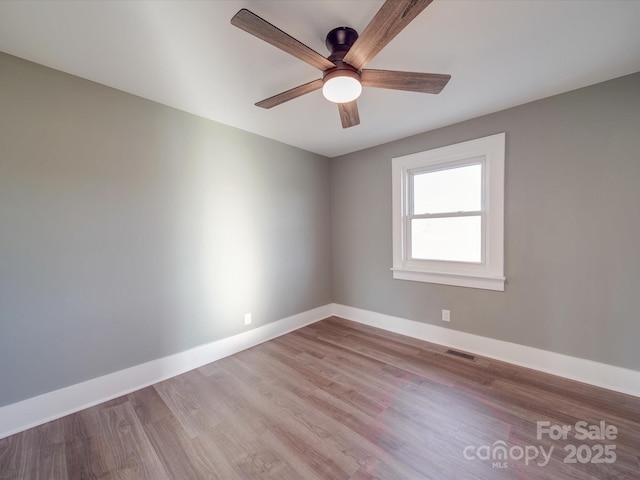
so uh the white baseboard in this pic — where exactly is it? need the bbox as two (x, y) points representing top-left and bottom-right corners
(0, 304), (332, 439)
(332, 303), (640, 398)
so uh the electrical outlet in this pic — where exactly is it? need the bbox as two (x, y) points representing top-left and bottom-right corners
(442, 309), (451, 322)
(244, 313), (252, 325)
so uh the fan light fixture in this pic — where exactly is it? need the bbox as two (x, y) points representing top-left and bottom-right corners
(322, 69), (362, 103)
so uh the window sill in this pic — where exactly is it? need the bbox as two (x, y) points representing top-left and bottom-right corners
(391, 268), (505, 291)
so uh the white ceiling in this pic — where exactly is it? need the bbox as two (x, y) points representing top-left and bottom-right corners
(1, 0), (639, 158)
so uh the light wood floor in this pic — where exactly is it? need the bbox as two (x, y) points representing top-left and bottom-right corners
(1, 317), (639, 479)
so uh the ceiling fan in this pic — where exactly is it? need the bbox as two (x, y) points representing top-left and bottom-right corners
(231, 0), (451, 129)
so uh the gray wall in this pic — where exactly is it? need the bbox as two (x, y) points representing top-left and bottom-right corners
(332, 72), (640, 371)
(0, 53), (332, 406)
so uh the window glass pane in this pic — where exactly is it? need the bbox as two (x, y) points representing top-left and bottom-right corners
(413, 164), (482, 215)
(411, 216), (482, 262)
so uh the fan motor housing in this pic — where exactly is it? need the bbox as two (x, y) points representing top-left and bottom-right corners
(326, 27), (358, 62)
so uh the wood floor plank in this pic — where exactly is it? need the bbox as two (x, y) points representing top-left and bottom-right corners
(63, 410), (112, 480)
(97, 401), (169, 479)
(143, 414), (210, 479)
(188, 432), (245, 480)
(153, 374), (223, 439)
(2, 316), (640, 480)
(127, 386), (172, 426)
(0, 429), (34, 480)
(17, 419), (68, 480)
(211, 415), (307, 480)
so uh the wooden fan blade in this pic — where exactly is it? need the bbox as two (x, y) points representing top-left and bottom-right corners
(231, 9), (335, 71)
(338, 101), (360, 128)
(361, 69), (451, 94)
(255, 79), (323, 109)
(344, 0), (433, 71)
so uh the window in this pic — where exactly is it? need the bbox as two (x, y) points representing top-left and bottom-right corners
(392, 133), (505, 291)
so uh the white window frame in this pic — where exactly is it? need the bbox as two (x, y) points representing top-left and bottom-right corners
(392, 133), (506, 291)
